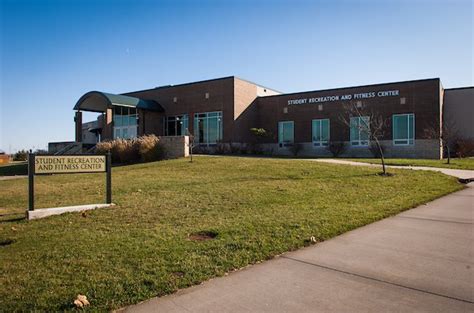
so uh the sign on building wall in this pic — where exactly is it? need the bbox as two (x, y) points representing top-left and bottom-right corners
(287, 89), (400, 105)
(35, 155), (106, 174)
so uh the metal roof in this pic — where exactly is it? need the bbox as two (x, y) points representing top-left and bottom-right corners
(74, 91), (164, 112)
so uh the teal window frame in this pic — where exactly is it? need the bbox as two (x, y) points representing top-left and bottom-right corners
(278, 121), (294, 147)
(350, 116), (370, 146)
(193, 111), (223, 145)
(392, 113), (415, 145)
(312, 119), (330, 147)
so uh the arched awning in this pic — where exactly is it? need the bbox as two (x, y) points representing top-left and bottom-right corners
(74, 91), (164, 112)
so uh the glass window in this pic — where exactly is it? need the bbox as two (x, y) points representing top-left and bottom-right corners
(312, 119), (330, 146)
(166, 115), (189, 136)
(350, 116), (370, 146)
(278, 121), (294, 147)
(114, 107), (123, 127)
(113, 106), (138, 139)
(193, 111), (222, 145)
(393, 113), (414, 145)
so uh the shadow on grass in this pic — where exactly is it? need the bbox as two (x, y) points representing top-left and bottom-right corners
(0, 214), (26, 223)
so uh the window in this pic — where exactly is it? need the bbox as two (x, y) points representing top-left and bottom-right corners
(113, 107), (138, 139)
(278, 121), (294, 147)
(350, 116), (370, 146)
(166, 115), (188, 136)
(194, 111), (222, 145)
(312, 119), (330, 146)
(393, 113), (414, 145)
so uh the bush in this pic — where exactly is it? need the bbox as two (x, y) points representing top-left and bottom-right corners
(250, 128), (268, 138)
(326, 141), (347, 157)
(96, 135), (165, 164)
(192, 145), (209, 155)
(289, 143), (303, 156)
(229, 143), (240, 154)
(13, 150), (28, 161)
(112, 138), (139, 164)
(136, 135), (166, 162)
(239, 143), (249, 154)
(214, 142), (230, 155)
(454, 139), (474, 158)
(369, 142), (385, 158)
(34, 149), (48, 155)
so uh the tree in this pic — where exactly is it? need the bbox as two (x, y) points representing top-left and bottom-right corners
(424, 115), (459, 164)
(340, 102), (390, 175)
(185, 128), (196, 162)
(249, 128), (271, 154)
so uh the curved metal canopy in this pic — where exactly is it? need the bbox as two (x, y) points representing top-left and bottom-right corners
(74, 91), (164, 112)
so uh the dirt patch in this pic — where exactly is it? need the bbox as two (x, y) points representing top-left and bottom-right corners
(188, 230), (218, 241)
(0, 238), (15, 247)
(172, 271), (185, 277)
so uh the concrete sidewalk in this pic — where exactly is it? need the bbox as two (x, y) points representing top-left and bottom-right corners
(310, 159), (474, 180)
(121, 184), (474, 313)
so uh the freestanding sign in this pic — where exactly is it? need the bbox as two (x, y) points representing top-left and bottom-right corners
(27, 152), (112, 218)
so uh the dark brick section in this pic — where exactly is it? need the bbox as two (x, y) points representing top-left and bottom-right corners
(256, 78), (441, 143)
(75, 76), (450, 159)
(125, 77), (235, 141)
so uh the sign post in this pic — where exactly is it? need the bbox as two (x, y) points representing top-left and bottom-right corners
(27, 153), (113, 219)
(28, 153), (35, 211)
(106, 152), (112, 204)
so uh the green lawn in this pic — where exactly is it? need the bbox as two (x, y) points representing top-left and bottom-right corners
(0, 162), (27, 176)
(0, 156), (463, 311)
(346, 158), (474, 170)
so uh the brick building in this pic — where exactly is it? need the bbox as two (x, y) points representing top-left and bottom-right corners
(73, 76), (473, 159)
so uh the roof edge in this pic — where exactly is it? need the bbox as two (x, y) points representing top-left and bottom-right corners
(444, 86), (474, 91)
(121, 76), (236, 95)
(258, 78), (441, 99)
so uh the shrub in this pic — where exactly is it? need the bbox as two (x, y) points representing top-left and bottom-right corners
(239, 143), (249, 154)
(229, 143), (240, 154)
(193, 145), (209, 155)
(214, 142), (230, 155)
(112, 138), (139, 164)
(136, 135), (166, 162)
(454, 139), (474, 158)
(250, 128), (268, 138)
(289, 143), (303, 156)
(34, 149), (48, 155)
(96, 135), (165, 164)
(326, 141), (347, 157)
(13, 150), (28, 161)
(369, 142), (385, 158)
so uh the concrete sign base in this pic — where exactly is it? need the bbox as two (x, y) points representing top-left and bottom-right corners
(27, 203), (114, 220)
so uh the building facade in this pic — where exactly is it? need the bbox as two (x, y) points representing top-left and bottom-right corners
(73, 76), (473, 159)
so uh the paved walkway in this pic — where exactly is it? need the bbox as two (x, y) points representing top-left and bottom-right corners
(310, 159), (474, 180)
(121, 183), (474, 313)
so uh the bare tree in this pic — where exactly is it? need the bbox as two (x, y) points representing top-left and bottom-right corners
(185, 128), (196, 163)
(340, 102), (390, 175)
(424, 115), (459, 164)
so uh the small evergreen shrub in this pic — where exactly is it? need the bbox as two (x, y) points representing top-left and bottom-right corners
(326, 141), (347, 157)
(289, 143), (303, 156)
(13, 150), (28, 161)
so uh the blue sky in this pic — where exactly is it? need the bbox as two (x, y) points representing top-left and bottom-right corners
(1, 0), (472, 153)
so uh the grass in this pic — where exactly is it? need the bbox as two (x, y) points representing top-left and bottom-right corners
(345, 158), (474, 170)
(0, 162), (28, 176)
(0, 156), (463, 311)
